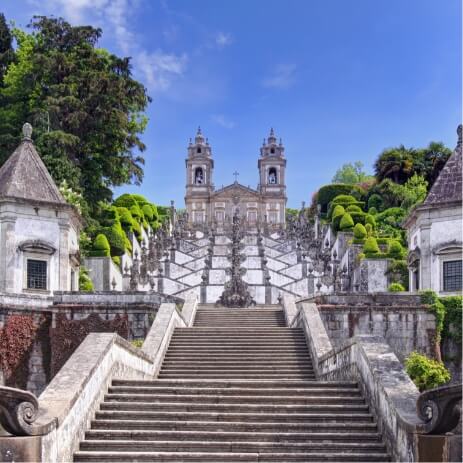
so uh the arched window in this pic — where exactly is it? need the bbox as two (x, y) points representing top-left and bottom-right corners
(197, 147), (202, 154)
(270, 147), (275, 154)
(194, 167), (204, 185)
(268, 167), (277, 184)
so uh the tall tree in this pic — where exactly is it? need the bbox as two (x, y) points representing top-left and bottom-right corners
(417, 141), (452, 188)
(0, 16), (150, 212)
(332, 161), (373, 184)
(0, 13), (15, 84)
(374, 145), (415, 185)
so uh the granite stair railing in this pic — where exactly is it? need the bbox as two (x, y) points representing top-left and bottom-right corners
(284, 296), (462, 462)
(73, 304), (391, 462)
(0, 295), (199, 462)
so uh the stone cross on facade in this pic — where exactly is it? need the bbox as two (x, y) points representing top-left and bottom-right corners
(233, 171), (239, 182)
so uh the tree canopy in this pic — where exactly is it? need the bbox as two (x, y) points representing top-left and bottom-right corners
(0, 16), (151, 215)
(332, 161), (373, 185)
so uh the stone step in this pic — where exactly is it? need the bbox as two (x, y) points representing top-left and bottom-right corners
(165, 347), (310, 352)
(159, 366), (314, 373)
(91, 419), (378, 433)
(74, 450), (390, 462)
(163, 355), (311, 361)
(157, 374), (317, 380)
(99, 402), (367, 413)
(79, 440), (387, 453)
(160, 362), (314, 368)
(94, 410), (375, 423)
(85, 430), (382, 442)
(104, 394), (363, 405)
(171, 334), (305, 339)
(111, 380), (358, 388)
(107, 386), (361, 397)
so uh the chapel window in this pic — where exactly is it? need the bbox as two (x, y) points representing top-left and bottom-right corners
(27, 259), (47, 290)
(443, 260), (462, 291)
(197, 147), (202, 154)
(270, 148), (275, 154)
(194, 167), (204, 185)
(268, 167), (277, 184)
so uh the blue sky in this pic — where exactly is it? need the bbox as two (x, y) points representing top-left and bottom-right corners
(2, 0), (461, 207)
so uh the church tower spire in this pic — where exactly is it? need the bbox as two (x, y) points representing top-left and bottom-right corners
(258, 128), (287, 224)
(185, 126), (214, 223)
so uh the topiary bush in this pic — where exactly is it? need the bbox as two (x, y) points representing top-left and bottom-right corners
(99, 205), (119, 227)
(353, 223), (367, 240)
(346, 204), (362, 213)
(368, 206), (378, 215)
(117, 207), (135, 232)
(142, 204), (154, 222)
(388, 282), (405, 292)
(365, 214), (376, 228)
(365, 223), (373, 236)
(100, 225), (126, 257)
(388, 240), (405, 259)
(89, 234), (110, 257)
(405, 352), (450, 391)
(339, 212), (354, 231)
(317, 184), (363, 214)
(331, 205), (345, 230)
(363, 236), (380, 255)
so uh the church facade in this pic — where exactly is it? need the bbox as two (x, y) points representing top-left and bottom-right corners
(184, 128), (287, 226)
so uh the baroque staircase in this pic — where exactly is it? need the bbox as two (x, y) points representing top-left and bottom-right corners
(74, 306), (390, 462)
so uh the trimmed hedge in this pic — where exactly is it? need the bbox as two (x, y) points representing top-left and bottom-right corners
(79, 267), (94, 291)
(317, 184), (365, 213)
(89, 234), (110, 257)
(346, 204), (362, 213)
(100, 225), (126, 257)
(367, 193), (384, 212)
(363, 236), (380, 255)
(339, 212), (354, 231)
(353, 223), (367, 240)
(388, 240), (405, 259)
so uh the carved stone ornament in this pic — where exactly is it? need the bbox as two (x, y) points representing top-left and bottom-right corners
(417, 383), (462, 434)
(0, 386), (55, 436)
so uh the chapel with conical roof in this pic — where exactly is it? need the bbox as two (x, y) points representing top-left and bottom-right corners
(0, 123), (82, 294)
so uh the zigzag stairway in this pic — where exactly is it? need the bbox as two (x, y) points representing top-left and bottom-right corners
(74, 305), (390, 462)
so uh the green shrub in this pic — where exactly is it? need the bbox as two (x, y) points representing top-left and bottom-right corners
(79, 267), (94, 292)
(89, 233), (110, 257)
(332, 194), (358, 205)
(317, 184), (365, 214)
(331, 205), (345, 230)
(368, 193), (384, 212)
(388, 240), (405, 259)
(130, 204), (143, 222)
(339, 213), (354, 231)
(353, 223), (367, 240)
(421, 290), (445, 342)
(113, 193), (139, 209)
(101, 225), (126, 256)
(388, 282), (405, 292)
(363, 236), (380, 255)
(346, 204), (362, 213)
(368, 206), (378, 215)
(441, 296), (462, 345)
(365, 223), (373, 236)
(131, 339), (144, 348)
(405, 352), (450, 391)
(112, 256), (121, 266)
(377, 237), (390, 245)
(386, 259), (409, 290)
(117, 207), (135, 232)
(365, 214), (376, 228)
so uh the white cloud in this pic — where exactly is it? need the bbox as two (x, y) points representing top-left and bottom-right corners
(135, 50), (188, 92)
(262, 64), (297, 89)
(215, 32), (232, 48)
(211, 114), (235, 129)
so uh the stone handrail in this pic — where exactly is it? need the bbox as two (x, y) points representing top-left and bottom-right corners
(0, 295), (198, 462)
(417, 383), (462, 434)
(284, 298), (428, 462)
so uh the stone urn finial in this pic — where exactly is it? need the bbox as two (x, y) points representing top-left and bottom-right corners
(457, 124), (462, 148)
(22, 122), (33, 140)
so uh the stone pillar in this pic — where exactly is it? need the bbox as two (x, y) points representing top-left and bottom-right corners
(420, 225), (432, 290)
(58, 221), (70, 291)
(0, 216), (17, 292)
